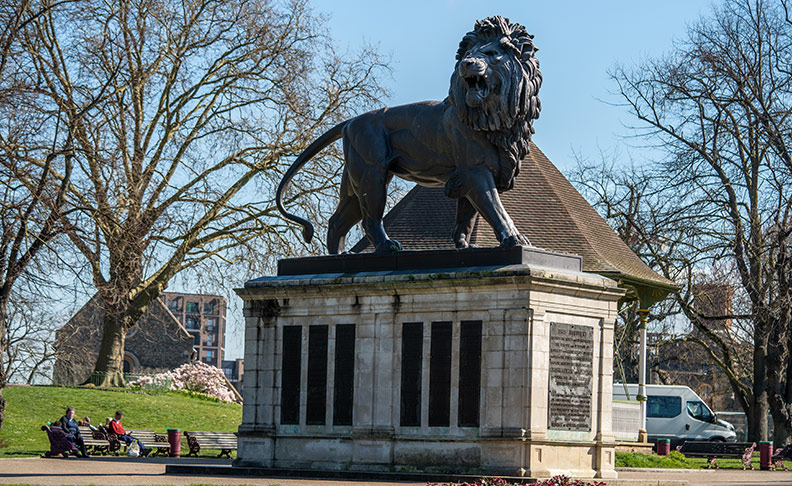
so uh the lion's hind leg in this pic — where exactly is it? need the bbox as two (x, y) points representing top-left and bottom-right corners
(452, 197), (478, 249)
(327, 172), (362, 254)
(356, 170), (401, 253)
(344, 125), (401, 253)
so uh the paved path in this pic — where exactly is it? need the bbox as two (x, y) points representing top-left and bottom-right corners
(2, 457), (792, 485)
(0, 457), (421, 486)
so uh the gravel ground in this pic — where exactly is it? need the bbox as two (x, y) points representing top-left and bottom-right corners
(2, 457), (792, 486)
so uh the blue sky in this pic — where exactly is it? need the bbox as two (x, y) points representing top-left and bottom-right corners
(309, 0), (712, 170)
(227, 0), (716, 359)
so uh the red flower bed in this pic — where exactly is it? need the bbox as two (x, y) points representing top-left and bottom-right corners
(427, 476), (606, 486)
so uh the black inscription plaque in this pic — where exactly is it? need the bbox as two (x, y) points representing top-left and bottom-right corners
(548, 322), (593, 431)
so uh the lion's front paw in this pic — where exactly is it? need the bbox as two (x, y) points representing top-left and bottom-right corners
(454, 239), (480, 249)
(375, 239), (403, 253)
(454, 237), (469, 249)
(500, 234), (531, 248)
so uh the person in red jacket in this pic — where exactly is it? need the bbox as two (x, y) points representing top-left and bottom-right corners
(109, 411), (150, 456)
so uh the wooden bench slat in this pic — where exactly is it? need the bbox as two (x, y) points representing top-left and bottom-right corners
(183, 431), (237, 458)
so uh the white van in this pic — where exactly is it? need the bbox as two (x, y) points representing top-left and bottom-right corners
(612, 384), (737, 445)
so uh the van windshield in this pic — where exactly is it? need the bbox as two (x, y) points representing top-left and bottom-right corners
(687, 401), (715, 422)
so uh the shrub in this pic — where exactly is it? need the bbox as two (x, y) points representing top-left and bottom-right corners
(130, 362), (240, 403)
(427, 476), (606, 486)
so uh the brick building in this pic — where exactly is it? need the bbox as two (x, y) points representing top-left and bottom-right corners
(53, 295), (194, 385)
(53, 291), (243, 387)
(159, 292), (227, 368)
(222, 358), (245, 393)
(693, 283), (734, 332)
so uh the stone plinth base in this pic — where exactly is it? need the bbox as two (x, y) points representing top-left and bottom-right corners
(235, 248), (624, 478)
(234, 434), (618, 478)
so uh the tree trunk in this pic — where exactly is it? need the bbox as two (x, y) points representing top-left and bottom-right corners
(765, 324), (792, 447)
(88, 309), (127, 388)
(746, 400), (768, 443)
(748, 330), (770, 442)
(0, 388), (5, 434)
(749, 386), (769, 442)
(0, 298), (8, 433)
(773, 416), (789, 448)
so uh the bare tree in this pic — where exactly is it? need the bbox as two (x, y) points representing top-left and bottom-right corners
(572, 0), (792, 443)
(573, 152), (779, 442)
(570, 157), (710, 390)
(0, 0), (80, 433)
(3, 285), (64, 385)
(14, 0), (387, 387)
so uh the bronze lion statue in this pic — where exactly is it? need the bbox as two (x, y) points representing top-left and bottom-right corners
(276, 16), (542, 254)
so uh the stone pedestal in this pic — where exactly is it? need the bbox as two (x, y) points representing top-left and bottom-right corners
(234, 247), (623, 478)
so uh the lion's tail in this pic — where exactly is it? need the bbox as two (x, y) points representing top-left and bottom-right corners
(276, 121), (348, 243)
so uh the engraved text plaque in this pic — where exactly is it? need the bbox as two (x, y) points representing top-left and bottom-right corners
(548, 322), (593, 431)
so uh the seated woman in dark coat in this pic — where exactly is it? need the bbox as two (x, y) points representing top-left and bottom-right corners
(57, 406), (89, 458)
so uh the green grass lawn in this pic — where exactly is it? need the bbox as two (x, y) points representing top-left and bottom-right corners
(0, 385), (241, 457)
(616, 450), (764, 469)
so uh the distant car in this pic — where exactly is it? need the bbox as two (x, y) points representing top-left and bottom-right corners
(613, 384), (737, 445)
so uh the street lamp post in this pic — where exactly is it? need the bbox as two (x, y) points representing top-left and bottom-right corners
(637, 308), (650, 442)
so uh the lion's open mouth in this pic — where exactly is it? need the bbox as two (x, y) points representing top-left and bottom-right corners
(463, 74), (489, 105)
(465, 75), (487, 91)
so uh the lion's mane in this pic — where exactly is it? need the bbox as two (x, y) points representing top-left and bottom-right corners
(448, 16), (542, 190)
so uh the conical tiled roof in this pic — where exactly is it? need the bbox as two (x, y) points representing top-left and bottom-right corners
(351, 143), (676, 300)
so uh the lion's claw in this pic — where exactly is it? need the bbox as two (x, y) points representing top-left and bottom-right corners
(374, 239), (402, 253)
(500, 234), (531, 248)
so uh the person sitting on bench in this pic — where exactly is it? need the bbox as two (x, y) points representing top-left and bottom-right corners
(108, 410), (150, 456)
(78, 416), (98, 432)
(57, 407), (89, 458)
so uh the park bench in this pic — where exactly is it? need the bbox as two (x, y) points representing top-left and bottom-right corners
(103, 429), (168, 457)
(41, 425), (79, 458)
(125, 429), (171, 457)
(184, 431), (237, 458)
(677, 441), (755, 470)
(77, 426), (113, 456)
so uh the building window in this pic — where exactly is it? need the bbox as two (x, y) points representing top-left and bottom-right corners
(203, 299), (217, 315)
(185, 316), (199, 330)
(206, 317), (216, 332)
(458, 320), (482, 427)
(400, 322), (423, 427)
(191, 333), (200, 345)
(167, 297), (182, 313)
(204, 334), (214, 346)
(281, 326), (302, 425)
(205, 349), (215, 360)
(429, 321), (452, 427)
(186, 301), (199, 313)
(333, 324), (355, 426)
(306, 325), (328, 425)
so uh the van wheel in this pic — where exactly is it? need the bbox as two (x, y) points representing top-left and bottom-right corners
(709, 437), (725, 442)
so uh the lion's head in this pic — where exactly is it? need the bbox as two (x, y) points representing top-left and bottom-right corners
(449, 16), (542, 189)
